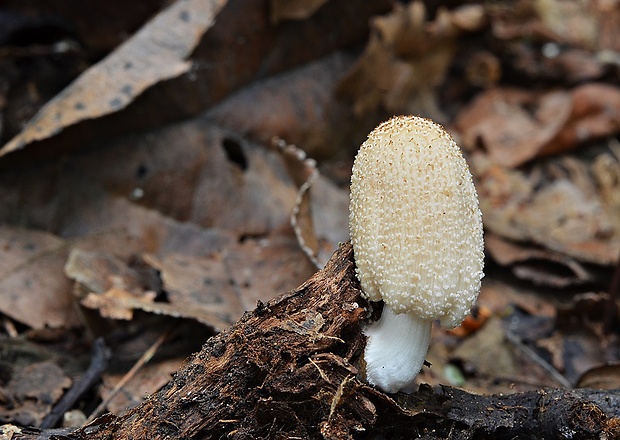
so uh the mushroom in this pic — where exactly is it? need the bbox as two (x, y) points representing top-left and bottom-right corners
(349, 115), (484, 393)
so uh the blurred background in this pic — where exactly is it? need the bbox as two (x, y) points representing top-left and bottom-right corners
(0, 0), (619, 428)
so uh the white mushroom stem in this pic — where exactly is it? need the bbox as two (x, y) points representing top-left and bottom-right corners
(363, 307), (432, 394)
(350, 115), (484, 394)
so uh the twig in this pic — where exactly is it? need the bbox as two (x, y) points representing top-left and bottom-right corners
(40, 338), (110, 429)
(85, 327), (173, 424)
(505, 330), (572, 389)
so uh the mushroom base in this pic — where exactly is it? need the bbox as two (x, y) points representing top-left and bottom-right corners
(363, 307), (432, 394)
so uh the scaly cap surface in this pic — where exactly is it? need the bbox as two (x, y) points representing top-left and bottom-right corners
(349, 115), (484, 328)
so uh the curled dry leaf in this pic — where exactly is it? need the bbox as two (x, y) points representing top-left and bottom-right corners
(485, 233), (591, 288)
(336, 1), (486, 119)
(472, 152), (620, 265)
(456, 83), (620, 167)
(280, 138), (349, 269)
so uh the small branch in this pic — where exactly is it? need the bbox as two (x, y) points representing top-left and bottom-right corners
(85, 326), (174, 424)
(39, 338), (110, 429)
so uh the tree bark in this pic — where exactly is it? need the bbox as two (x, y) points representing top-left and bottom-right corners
(19, 242), (620, 439)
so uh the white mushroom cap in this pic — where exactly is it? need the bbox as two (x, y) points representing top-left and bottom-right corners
(349, 115), (484, 328)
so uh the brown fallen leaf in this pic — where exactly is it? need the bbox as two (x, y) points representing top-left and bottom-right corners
(0, 0), (391, 165)
(451, 317), (523, 389)
(0, 0), (228, 158)
(224, 235), (316, 311)
(0, 121), (296, 244)
(485, 233), (591, 288)
(143, 252), (245, 331)
(64, 249), (145, 295)
(0, 226), (80, 329)
(471, 151), (620, 265)
(1, 361), (71, 426)
(534, 0), (620, 51)
(67, 121), (299, 235)
(81, 288), (157, 321)
(457, 84), (620, 167)
(207, 53), (371, 160)
(337, 1), (486, 120)
(489, 0), (620, 52)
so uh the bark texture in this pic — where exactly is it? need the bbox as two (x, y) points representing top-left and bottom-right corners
(22, 242), (620, 439)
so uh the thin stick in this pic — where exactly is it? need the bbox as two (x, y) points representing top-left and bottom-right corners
(41, 338), (109, 429)
(505, 330), (572, 389)
(85, 327), (173, 424)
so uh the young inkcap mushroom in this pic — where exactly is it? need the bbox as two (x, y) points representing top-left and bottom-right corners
(349, 115), (484, 394)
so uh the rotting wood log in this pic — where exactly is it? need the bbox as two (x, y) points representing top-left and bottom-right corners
(12, 242), (620, 439)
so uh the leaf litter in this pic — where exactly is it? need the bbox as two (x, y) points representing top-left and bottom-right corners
(1, 0), (620, 431)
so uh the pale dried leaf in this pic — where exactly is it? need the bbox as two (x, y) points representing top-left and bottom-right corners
(0, 0), (228, 157)
(0, 227), (79, 329)
(82, 289), (157, 321)
(144, 253), (244, 331)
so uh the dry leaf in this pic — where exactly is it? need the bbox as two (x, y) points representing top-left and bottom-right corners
(485, 233), (591, 288)
(0, 226), (79, 329)
(1, 361), (71, 426)
(224, 236), (316, 311)
(0, 0), (391, 164)
(280, 137), (349, 269)
(0, 0), (228, 158)
(489, 0), (620, 53)
(473, 152), (620, 265)
(457, 84), (620, 167)
(143, 253), (244, 331)
(64, 249), (144, 295)
(534, 0), (620, 51)
(81, 288), (157, 321)
(452, 317), (521, 382)
(207, 53), (367, 160)
(337, 2), (485, 119)
(455, 87), (570, 166)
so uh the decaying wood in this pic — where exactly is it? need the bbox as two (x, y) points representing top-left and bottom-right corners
(17, 243), (620, 439)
